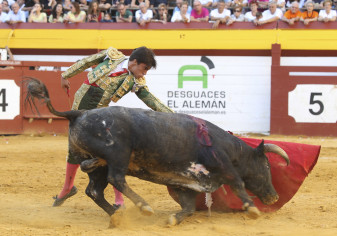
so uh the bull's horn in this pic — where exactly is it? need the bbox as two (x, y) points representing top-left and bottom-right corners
(264, 144), (290, 166)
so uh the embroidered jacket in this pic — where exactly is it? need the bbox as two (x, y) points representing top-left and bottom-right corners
(62, 47), (173, 113)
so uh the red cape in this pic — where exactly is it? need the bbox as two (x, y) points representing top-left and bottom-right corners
(168, 138), (320, 212)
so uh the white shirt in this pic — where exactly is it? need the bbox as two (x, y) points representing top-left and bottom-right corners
(171, 11), (191, 22)
(6, 10), (26, 22)
(0, 12), (8, 23)
(319, 10), (337, 19)
(261, 8), (283, 21)
(244, 11), (256, 22)
(210, 8), (231, 19)
(230, 14), (245, 22)
(135, 9), (153, 21)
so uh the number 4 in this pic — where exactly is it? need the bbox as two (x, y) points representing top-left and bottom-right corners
(309, 92), (324, 115)
(0, 88), (9, 112)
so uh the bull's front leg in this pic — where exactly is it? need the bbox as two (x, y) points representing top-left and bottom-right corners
(229, 180), (261, 219)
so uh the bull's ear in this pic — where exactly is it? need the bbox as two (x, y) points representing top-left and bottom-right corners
(256, 139), (265, 156)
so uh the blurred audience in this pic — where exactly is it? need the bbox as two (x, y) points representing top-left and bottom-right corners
(171, 0), (190, 22)
(281, 1), (301, 25)
(6, 2), (26, 23)
(64, 2), (86, 23)
(87, 0), (103, 22)
(173, 0), (192, 14)
(244, 0), (259, 22)
(131, 0), (150, 8)
(48, 3), (64, 23)
(152, 3), (171, 23)
(227, 5), (244, 25)
(210, 0), (230, 28)
(116, 2), (133, 22)
(28, 2), (47, 22)
(101, 11), (113, 22)
(190, 0), (209, 22)
(254, 1), (283, 25)
(0, 3), (8, 22)
(135, 2), (153, 25)
(300, 1), (318, 25)
(318, 0), (336, 22)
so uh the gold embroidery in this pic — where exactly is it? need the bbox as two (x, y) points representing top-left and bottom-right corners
(107, 47), (125, 60)
(72, 84), (91, 110)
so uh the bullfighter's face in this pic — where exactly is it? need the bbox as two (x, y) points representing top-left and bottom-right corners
(128, 59), (150, 79)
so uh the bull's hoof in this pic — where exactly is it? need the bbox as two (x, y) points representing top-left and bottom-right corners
(247, 206), (261, 219)
(168, 214), (178, 226)
(109, 206), (125, 228)
(141, 205), (154, 216)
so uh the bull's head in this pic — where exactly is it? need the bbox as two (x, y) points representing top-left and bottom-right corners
(243, 140), (289, 206)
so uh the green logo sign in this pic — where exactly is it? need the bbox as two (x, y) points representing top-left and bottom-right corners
(178, 65), (208, 89)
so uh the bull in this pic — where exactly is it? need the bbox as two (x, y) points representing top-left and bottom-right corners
(25, 78), (289, 226)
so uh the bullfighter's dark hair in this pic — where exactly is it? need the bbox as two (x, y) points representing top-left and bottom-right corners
(129, 46), (157, 69)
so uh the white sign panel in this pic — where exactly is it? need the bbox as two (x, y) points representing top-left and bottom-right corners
(110, 56), (271, 133)
(289, 84), (337, 123)
(0, 80), (20, 120)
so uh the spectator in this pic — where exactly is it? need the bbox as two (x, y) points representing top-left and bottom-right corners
(300, 1), (319, 25)
(312, 0), (324, 9)
(173, 0), (192, 15)
(255, 0), (269, 9)
(244, 0), (259, 22)
(87, 1), (103, 22)
(190, 0), (209, 22)
(101, 12), (113, 22)
(131, 0), (149, 8)
(254, 1), (283, 25)
(227, 5), (245, 24)
(231, 0), (248, 8)
(48, 3), (64, 23)
(286, 0), (305, 9)
(79, 0), (89, 11)
(64, 2), (86, 23)
(28, 3), (47, 22)
(2, 0), (11, 13)
(281, 1), (301, 24)
(199, 0), (212, 8)
(210, 0), (230, 28)
(116, 2), (133, 22)
(63, 0), (72, 13)
(6, 2), (26, 24)
(99, 0), (112, 11)
(45, 0), (57, 11)
(135, 2), (153, 25)
(275, 0), (286, 12)
(318, 0), (336, 21)
(152, 3), (171, 23)
(171, 0), (190, 22)
(150, 0), (168, 8)
(0, 3), (8, 22)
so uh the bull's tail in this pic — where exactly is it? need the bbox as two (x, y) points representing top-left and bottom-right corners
(24, 77), (82, 122)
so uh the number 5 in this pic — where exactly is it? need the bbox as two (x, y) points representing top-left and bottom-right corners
(309, 92), (324, 115)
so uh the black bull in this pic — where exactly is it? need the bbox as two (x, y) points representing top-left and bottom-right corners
(25, 78), (289, 226)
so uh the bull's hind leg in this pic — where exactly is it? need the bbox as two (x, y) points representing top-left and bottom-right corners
(168, 187), (198, 226)
(86, 167), (120, 216)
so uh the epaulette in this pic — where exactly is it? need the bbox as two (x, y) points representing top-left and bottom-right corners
(106, 47), (125, 60)
(135, 76), (147, 86)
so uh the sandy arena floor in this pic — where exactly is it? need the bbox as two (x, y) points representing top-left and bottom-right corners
(0, 134), (336, 236)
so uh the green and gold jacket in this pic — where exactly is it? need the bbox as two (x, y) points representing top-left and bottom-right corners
(62, 47), (173, 113)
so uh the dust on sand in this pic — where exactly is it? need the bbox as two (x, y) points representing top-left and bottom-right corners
(0, 134), (336, 236)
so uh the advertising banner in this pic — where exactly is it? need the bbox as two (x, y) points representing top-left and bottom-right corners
(111, 56), (271, 133)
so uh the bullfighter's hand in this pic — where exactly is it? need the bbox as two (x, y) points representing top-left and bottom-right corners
(61, 77), (70, 93)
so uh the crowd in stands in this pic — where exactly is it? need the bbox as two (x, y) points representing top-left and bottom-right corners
(0, 0), (336, 26)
